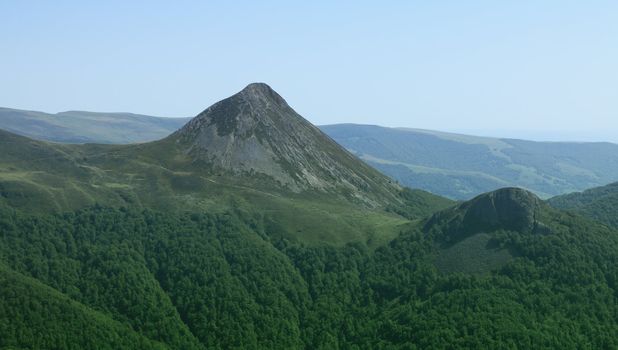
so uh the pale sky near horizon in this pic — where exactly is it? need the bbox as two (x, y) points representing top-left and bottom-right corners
(2, 1), (617, 142)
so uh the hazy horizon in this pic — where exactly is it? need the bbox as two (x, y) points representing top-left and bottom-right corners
(2, 1), (617, 143)
(2, 102), (616, 144)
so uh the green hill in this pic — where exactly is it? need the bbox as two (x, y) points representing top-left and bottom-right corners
(549, 182), (618, 228)
(0, 107), (190, 144)
(321, 124), (618, 199)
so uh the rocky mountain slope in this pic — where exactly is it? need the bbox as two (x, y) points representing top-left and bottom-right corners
(167, 83), (401, 205)
(426, 187), (545, 240)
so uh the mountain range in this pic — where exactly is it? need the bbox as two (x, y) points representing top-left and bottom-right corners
(321, 124), (618, 199)
(4, 105), (617, 201)
(0, 107), (190, 144)
(1, 83), (618, 348)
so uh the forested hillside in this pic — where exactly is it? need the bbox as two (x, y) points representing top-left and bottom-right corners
(1, 187), (618, 348)
(549, 182), (618, 228)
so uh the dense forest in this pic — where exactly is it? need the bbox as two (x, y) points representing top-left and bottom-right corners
(1, 194), (618, 349)
(549, 182), (618, 229)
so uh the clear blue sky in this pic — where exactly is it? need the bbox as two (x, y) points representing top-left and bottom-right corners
(2, 1), (617, 141)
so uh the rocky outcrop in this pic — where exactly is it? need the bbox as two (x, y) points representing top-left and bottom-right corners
(461, 187), (541, 233)
(168, 83), (401, 206)
(426, 187), (546, 240)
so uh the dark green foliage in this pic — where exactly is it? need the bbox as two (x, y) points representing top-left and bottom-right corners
(549, 182), (618, 228)
(433, 233), (514, 274)
(1, 197), (618, 348)
(361, 204), (618, 348)
(0, 264), (167, 350)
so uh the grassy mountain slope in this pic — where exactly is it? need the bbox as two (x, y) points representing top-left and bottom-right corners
(0, 85), (453, 246)
(0, 107), (190, 144)
(320, 124), (618, 199)
(549, 182), (618, 228)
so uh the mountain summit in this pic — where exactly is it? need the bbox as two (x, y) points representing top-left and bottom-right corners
(169, 83), (401, 205)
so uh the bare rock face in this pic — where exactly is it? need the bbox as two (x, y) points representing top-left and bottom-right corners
(461, 187), (542, 233)
(425, 187), (546, 239)
(169, 83), (400, 206)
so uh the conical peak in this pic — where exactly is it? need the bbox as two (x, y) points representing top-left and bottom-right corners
(175, 83), (295, 139)
(240, 82), (274, 95)
(167, 83), (401, 206)
(237, 82), (288, 108)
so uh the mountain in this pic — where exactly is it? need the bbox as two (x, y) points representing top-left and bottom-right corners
(0, 83), (451, 246)
(0, 107), (190, 143)
(320, 124), (618, 199)
(4, 83), (618, 348)
(167, 83), (401, 205)
(5, 107), (618, 202)
(549, 181), (618, 228)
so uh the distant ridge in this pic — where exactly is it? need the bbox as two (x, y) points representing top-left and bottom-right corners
(0, 107), (190, 144)
(320, 124), (618, 199)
